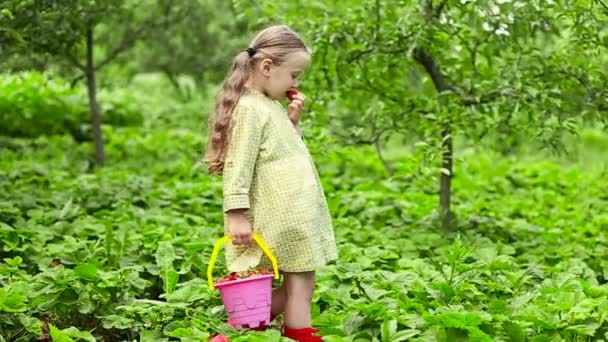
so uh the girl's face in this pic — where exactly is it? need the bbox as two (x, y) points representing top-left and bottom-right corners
(260, 51), (310, 101)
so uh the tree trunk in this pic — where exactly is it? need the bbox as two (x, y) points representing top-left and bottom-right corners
(413, 46), (453, 228)
(374, 138), (395, 175)
(40, 321), (50, 341)
(85, 24), (105, 166)
(439, 124), (453, 227)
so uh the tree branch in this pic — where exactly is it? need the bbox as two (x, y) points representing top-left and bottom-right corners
(374, 130), (395, 174)
(376, 0), (382, 37)
(64, 51), (86, 72)
(596, 0), (608, 12)
(460, 88), (509, 106)
(96, 22), (150, 70)
(70, 74), (85, 88)
(413, 46), (449, 92)
(331, 127), (375, 145)
(355, 59), (402, 104)
(434, 0), (448, 18)
(347, 48), (375, 63)
(97, 6), (171, 71)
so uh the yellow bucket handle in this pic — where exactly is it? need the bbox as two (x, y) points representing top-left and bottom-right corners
(207, 233), (279, 290)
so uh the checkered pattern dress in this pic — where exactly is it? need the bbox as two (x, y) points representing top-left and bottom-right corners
(221, 88), (338, 273)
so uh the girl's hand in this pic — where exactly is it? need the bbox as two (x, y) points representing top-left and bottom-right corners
(227, 209), (253, 245)
(287, 91), (305, 125)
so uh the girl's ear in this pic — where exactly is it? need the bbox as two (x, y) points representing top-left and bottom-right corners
(260, 58), (273, 78)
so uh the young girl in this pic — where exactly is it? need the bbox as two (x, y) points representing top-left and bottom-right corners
(204, 25), (338, 341)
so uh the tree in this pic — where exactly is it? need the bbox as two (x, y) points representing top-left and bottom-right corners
(1, 0), (162, 166)
(242, 0), (608, 228)
(124, 0), (249, 99)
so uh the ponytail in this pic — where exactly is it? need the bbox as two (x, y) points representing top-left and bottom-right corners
(204, 51), (252, 175)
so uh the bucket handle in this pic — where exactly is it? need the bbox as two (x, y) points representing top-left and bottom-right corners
(207, 233), (280, 290)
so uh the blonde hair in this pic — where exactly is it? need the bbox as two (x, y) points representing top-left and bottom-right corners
(204, 25), (309, 175)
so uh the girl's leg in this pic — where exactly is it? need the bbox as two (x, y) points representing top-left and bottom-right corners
(283, 271), (315, 328)
(271, 281), (287, 318)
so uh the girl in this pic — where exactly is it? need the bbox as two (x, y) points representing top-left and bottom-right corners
(204, 25), (338, 342)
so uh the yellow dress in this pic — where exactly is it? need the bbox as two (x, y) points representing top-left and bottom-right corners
(222, 88), (338, 273)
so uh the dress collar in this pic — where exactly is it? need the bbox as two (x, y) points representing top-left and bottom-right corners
(244, 87), (277, 102)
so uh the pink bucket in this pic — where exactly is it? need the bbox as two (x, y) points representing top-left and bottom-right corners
(207, 233), (280, 330)
(215, 274), (275, 329)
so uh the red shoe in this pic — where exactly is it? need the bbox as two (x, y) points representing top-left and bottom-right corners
(283, 326), (323, 342)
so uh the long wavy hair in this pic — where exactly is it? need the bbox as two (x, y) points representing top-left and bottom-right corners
(203, 25), (309, 175)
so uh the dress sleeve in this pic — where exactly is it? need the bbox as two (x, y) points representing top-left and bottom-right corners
(222, 103), (265, 213)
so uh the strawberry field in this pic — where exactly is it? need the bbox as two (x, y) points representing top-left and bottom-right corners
(1, 73), (608, 341)
(2, 1), (608, 341)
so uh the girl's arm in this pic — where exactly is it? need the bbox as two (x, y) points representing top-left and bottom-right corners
(288, 93), (305, 139)
(223, 105), (265, 245)
(226, 209), (252, 245)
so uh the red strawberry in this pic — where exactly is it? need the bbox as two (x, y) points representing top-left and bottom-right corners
(248, 271), (256, 277)
(286, 90), (299, 101)
(209, 335), (230, 342)
(259, 269), (269, 275)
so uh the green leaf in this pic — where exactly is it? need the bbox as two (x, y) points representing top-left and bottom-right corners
(167, 326), (210, 340)
(381, 319), (397, 342)
(430, 312), (487, 329)
(565, 323), (600, 337)
(101, 314), (136, 330)
(74, 263), (99, 282)
(467, 327), (493, 342)
(156, 241), (176, 270)
(126, 270), (149, 290)
(393, 329), (421, 341)
(18, 314), (42, 335)
(501, 321), (525, 342)
(59, 197), (73, 218)
(0, 287), (27, 312)
(4, 256), (22, 267)
(166, 270), (179, 294)
(156, 241), (178, 294)
(60, 327), (96, 342)
(78, 290), (96, 314)
(49, 324), (74, 342)
(140, 330), (169, 342)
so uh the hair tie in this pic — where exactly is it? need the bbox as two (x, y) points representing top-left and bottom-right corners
(246, 47), (256, 57)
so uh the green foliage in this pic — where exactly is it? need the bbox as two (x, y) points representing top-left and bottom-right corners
(124, 0), (250, 88)
(0, 72), (143, 139)
(1, 115), (607, 340)
(243, 0), (608, 156)
(1, 1), (608, 341)
(1, 0), (250, 88)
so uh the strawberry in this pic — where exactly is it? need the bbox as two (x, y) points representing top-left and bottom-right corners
(286, 90), (299, 101)
(259, 269), (269, 275)
(248, 271), (256, 277)
(209, 335), (230, 342)
(219, 275), (234, 283)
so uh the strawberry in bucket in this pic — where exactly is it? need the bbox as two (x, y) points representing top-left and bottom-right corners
(207, 234), (279, 331)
